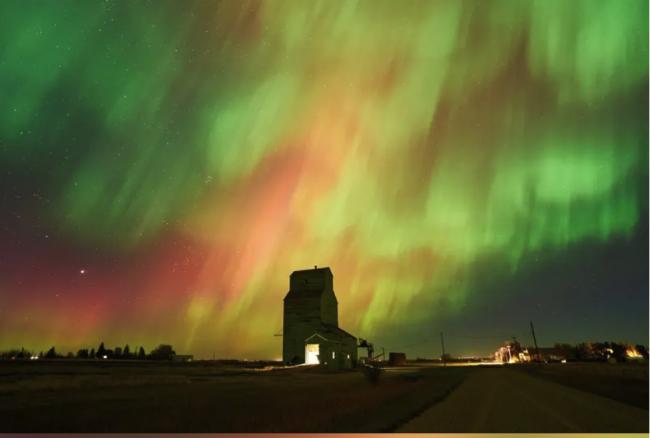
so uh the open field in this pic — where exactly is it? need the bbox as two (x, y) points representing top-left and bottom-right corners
(0, 361), (468, 432)
(0, 360), (646, 432)
(520, 361), (649, 409)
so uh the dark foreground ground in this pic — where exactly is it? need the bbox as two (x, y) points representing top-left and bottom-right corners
(522, 361), (649, 409)
(0, 360), (467, 432)
(0, 360), (647, 432)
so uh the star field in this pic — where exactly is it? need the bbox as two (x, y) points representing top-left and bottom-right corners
(0, 0), (647, 358)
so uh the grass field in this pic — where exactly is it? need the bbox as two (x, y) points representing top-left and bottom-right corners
(0, 361), (469, 432)
(519, 361), (649, 409)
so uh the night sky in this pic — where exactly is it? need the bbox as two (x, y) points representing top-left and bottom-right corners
(0, 0), (648, 359)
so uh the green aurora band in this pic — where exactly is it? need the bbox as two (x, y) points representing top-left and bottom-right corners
(0, 0), (647, 357)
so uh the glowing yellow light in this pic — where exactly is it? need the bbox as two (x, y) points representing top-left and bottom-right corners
(626, 347), (642, 358)
(305, 344), (319, 364)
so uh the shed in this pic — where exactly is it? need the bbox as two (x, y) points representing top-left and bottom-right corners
(304, 324), (357, 369)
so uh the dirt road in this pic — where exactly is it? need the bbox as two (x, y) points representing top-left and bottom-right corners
(397, 366), (648, 433)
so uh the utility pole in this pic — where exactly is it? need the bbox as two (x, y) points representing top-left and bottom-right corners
(530, 321), (540, 363)
(440, 332), (446, 366)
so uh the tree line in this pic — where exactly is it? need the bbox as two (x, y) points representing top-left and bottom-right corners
(552, 341), (648, 362)
(499, 340), (648, 363)
(0, 343), (177, 361)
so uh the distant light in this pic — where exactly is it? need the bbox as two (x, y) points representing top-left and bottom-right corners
(102, 355), (107, 359)
(561, 359), (567, 364)
(80, 269), (86, 274)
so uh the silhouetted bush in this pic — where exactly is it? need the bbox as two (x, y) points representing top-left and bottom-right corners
(149, 344), (175, 361)
(0, 348), (31, 359)
(611, 342), (628, 363)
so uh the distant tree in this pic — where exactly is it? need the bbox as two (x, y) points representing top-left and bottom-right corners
(573, 343), (583, 361)
(66, 352), (74, 359)
(114, 347), (123, 359)
(635, 344), (648, 360)
(45, 347), (57, 359)
(89, 348), (96, 359)
(554, 343), (576, 361)
(592, 342), (609, 361)
(97, 342), (106, 358)
(610, 342), (628, 363)
(138, 346), (146, 360)
(123, 345), (131, 359)
(149, 344), (175, 361)
(574, 343), (590, 361)
(77, 349), (89, 359)
(0, 349), (29, 359)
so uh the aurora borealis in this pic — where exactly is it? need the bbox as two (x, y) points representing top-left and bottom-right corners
(0, 0), (647, 359)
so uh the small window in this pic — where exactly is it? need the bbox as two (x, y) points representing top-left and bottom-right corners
(332, 351), (336, 359)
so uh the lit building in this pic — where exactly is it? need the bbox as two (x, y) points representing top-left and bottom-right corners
(494, 341), (530, 363)
(282, 267), (357, 369)
(625, 346), (644, 360)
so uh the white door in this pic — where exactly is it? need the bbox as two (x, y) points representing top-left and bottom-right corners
(305, 343), (320, 364)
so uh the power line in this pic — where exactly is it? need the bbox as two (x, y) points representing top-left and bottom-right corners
(530, 320), (541, 362)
